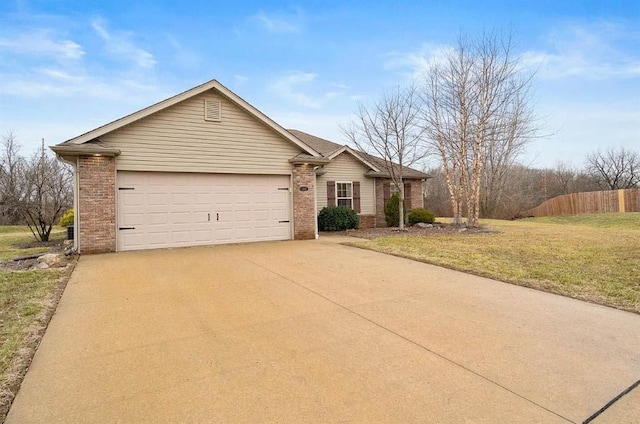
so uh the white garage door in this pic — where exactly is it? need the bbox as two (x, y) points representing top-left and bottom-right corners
(117, 172), (291, 251)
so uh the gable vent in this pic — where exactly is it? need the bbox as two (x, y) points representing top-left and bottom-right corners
(204, 99), (221, 122)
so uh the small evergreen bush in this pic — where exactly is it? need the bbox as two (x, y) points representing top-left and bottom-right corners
(317, 206), (359, 231)
(58, 209), (74, 227)
(384, 193), (407, 227)
(408, 208), (435, 225)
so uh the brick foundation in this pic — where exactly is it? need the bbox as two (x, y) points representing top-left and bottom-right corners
(292, 164), (316, 240)
(78, 156), (116, 253)
(358, 214), (375, 228)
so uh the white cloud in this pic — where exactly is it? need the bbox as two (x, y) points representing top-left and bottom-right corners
(384, 43), (454, 80)
(268, 72), (356, 109)
(269, 71), (322, 108)
(165, 34), (201, 69)
(0, 72), (159, 99)
(0, 29), (84, 60)
(37, 68), (84, 82)
(522, 22), (640, 79)
(234, 74), (249, 87)
(250, 10), (301, 34)
(385, 22), (640, 82)
(91, 18), (156, 68)
(272, 111), (355, 143)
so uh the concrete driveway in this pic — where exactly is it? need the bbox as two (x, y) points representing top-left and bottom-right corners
(6, 237), (640, 423)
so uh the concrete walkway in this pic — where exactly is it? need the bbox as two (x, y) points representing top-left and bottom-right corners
(6, 239), (640, 423)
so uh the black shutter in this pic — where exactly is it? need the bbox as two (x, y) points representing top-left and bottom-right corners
(404, 182), (412, 210)
(327, 181), (336, 207)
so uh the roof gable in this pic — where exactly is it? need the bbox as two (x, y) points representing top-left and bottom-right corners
(288, 129), (430, 179)
(58, 79), (320, 157)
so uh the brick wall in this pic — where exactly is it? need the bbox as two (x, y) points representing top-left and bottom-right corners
(358, 214), (375, 228)
(78, 156), (116, 253)
(292, 164), (316, 240)
(410, 180), (424, 209)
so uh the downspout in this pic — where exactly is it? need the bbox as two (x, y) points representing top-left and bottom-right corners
(53, 153), (79, 254)
(313, 166), (321, 239)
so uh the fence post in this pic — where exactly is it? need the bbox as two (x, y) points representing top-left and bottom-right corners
(618, 189), (626, 213)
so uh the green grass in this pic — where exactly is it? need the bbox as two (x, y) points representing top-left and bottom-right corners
(0, 227), (65, 378)
(350, 213), (640, 313)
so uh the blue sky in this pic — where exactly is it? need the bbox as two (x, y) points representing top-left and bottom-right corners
(0, 0), (638, 168)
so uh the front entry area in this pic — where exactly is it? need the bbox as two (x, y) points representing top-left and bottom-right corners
(117, 172), (291, 251)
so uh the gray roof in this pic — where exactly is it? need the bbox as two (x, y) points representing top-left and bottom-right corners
(288, 129), (430, 180)
(287, 130), (343, 156)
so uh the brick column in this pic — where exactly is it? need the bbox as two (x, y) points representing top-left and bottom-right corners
(292, 164), (316, 240)
(78, 156), (116, 253)
(410, 180), (425, 210)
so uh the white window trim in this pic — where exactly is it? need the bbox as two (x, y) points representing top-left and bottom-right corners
(336, 181), (353, 209)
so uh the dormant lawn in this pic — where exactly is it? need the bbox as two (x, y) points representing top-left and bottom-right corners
(349, 213), (640, 313)
(0, 227), (70, 419)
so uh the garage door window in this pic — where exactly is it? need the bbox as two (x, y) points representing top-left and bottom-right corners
(336, 182), (353, 209)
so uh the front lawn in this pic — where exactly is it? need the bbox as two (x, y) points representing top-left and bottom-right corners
(0, 227), (71, 420)
(348, 213), (640, 313)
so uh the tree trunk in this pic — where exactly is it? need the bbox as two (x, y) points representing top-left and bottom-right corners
(399, 181), (405, 229)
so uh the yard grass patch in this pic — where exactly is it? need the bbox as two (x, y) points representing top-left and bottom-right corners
(0, 226), (64, 261)
(0, 226), (70, 420)
(349, 213), (640, 312)
(0, 269), (63, 377)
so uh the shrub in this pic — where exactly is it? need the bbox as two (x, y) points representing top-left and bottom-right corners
(58, 209), (74, 227)
(408, 208), (436, 225)
(384, 193), (407, 227)
(318, 206), (359, 231)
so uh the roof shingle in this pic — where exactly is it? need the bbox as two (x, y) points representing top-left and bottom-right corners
(288, 129), (430, 180)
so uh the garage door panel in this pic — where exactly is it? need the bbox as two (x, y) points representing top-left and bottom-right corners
(117, 172), (292, 251)
(121, 193), (144, 206)
(121, 212), (144, 226)
(148, 232), (169, 245)
(170, 212), (191, 225)
(193, 229), (213, 242)
(195, 194), (213, 204)
(148, 212), (168, 225)
(120, 233), (145, 249)
(171, 193), (191, 205)
(148, 193), (168, 205)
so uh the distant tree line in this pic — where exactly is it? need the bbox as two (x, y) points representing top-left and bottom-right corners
(0, 131), (73, 241)
(424, 146), (640, 219)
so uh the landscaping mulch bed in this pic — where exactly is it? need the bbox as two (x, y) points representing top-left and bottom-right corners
(337, 223), (497, 239)
(0, 240), (73, 271)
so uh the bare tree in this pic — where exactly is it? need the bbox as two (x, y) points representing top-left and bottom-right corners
(422, 166), (454, 217)
(20, 145), (73, 241)
(343, 84), (425, 228)
(585, 147), (639, 190)
(0, 131), (27, 224)
(422, 31), (538, 227)
(0, 134), (73, 241)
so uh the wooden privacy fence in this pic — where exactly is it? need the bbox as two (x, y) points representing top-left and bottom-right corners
(524, 188), (640, 217)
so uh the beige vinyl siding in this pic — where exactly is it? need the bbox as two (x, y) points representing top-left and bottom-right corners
(316, 153), (374, 215)
(100, 89), (300, 174)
